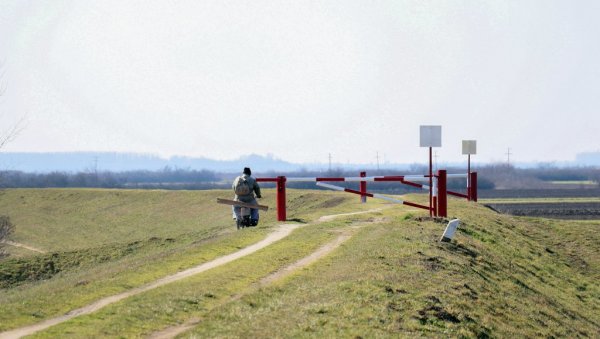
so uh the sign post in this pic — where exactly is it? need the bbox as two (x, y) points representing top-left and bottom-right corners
(420, 125), (442, 217)
(462, 140), (477, 201)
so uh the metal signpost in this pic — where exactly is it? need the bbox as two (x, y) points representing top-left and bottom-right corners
(462, 140), (477, 201)
(420, 125), (442, 216)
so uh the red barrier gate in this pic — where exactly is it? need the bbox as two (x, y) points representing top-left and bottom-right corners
(257, 170), (475, 221)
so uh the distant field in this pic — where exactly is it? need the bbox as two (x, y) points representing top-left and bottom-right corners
(479, 188), (600, 199)
(0, 189), (598, 338)
(479, 189), (600, 219)
(485, 202), (600, 220)
(479, 197), (600, 204)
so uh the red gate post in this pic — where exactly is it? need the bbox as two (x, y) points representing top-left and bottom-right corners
(470, 172), (477, 202)
(360, 171), (367, 203)
(437, 170), (447, 218)
(276, 176), (287, 221)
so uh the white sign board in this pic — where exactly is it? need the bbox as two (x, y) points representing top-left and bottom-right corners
(462, 140), (477, 155)
(419, 125), (442, 147)
(440, 219), (460, 242)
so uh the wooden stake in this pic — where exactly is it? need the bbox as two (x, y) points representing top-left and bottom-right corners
(216, 198), (269, 211)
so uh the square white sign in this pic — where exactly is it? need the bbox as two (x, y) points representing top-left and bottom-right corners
(420, 125), (442, 147)
(462, 140), (477, 155)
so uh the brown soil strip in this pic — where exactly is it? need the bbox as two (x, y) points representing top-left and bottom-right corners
(317, 208), (384, 222)
(0, 240), (46, 254)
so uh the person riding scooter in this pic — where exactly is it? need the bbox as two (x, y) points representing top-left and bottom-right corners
(232, 167), (261, 229)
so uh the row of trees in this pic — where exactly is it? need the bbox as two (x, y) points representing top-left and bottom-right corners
(0, 168), (220, 189)
(1, 163), (599, 192)
(1, 164), (599, 191)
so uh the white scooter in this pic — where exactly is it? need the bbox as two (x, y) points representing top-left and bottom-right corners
(236, 206), (253, 229)
(216, 198), (268, 230)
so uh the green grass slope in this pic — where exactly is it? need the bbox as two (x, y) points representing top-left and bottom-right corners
(0, 188), (375, 331)
(183, 199), (599, 338)
(0, 188), (250, 253)
(0, 189), (598, 338)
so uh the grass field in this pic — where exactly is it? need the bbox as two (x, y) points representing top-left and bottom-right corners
(0, 188), (598, 338)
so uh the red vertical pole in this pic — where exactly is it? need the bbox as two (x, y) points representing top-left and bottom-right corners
(467, 154), (471, 201)
(360, 171), (367, 203)
(276, 176), (287, 221)
(470, 172), (478, 202)
(429, 147), (433, 217)
(438, 170), (447, 218)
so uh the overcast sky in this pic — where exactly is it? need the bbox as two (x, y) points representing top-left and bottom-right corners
(1, 1), (599, 165)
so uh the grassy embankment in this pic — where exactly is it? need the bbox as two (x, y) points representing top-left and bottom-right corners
(0, 188), (598, 337)
(0, 188), (380, 332)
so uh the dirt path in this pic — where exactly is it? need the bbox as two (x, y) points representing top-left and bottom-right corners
(0, 240), (46, 254)
(0, 209), (383, 339)
(317, 208), (385, 222)
(148, 221), (382, 339)
(148, 232), (357, 339)
(0, 224), (300, 339)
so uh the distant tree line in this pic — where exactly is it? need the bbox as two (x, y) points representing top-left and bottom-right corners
(0, 164), (597, 191)
(0, 167), (221, 189)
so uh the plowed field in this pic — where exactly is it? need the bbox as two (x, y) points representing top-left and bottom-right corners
(485, 202), (600, 219)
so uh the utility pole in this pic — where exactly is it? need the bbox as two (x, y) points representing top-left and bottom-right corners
(328, 153), (332, 172)
(376, 151), (380, 171)
(94, 156), (99, 185)
(505, 148), (512, 166)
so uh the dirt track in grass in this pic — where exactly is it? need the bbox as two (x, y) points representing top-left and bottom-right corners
(148, 218), (384, 339)
(0, 240), (46, 254)
(0, 209), (382, 339)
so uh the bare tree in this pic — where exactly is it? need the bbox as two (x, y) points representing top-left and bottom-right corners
(0, 64), (25, 257)
(0, 65), (26, 150)
(0, 216), (14, 242)
(0, 116), (25, 150)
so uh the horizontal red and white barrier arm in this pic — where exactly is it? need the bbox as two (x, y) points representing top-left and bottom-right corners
(260, 174), (465, 183)
(286, 176), (430, 191)
(285, 174), (465, 183)
(316, 182), (404, 203)
(286, 175), (432, 182)
(316, 182), (430, 210)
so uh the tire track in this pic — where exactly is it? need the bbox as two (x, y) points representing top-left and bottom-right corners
(0, 209), (383, 339)
(148, 219), (384, 339)
(0, 240), (46, 254)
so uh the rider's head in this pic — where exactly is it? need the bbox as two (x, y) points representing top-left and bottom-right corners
(243, 167), (251, 175)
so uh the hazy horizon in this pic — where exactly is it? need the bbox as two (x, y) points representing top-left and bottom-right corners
(1, 1), (599, 165)
(1, 150), (599, 174)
